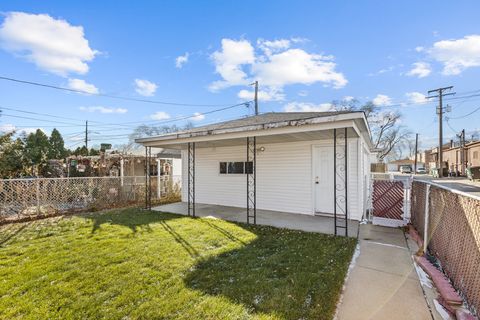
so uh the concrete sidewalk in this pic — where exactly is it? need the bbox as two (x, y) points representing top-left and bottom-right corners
(336, 224), (433, 320)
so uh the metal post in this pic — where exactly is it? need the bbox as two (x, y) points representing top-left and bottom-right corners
(187, 142), (195, 217)
(145, 146), (148, 209)
(148, 147), (152, 209)
(247, 136), (256, 224)
(344, 127), (348, 237)
(414, 133), (418, 174)
(423, 184), (431, 253)
(157, 159), (161, 199)
(36, 179), (40, 214)
(120, 158), (124, 187)
(334, 129), (337, 235)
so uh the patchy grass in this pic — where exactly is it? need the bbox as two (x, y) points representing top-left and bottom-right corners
(0, 208), (356, 320)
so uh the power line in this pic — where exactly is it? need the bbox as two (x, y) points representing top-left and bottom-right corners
(448, 105), (480, 119)
(0, 113), (85, 126)
(83, 101), (253, 132)
(1, 100), (252, 130)
(0, 75), (238, 107)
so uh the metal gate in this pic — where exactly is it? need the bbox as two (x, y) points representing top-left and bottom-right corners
(371, 177), (410, 227)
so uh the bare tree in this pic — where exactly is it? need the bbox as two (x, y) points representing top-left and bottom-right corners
(116, 122), (194, 153)
(330, 99), (412, 161)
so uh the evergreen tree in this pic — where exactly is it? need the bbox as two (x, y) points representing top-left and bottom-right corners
(0, 134), (26, 178)
(73, 146), (89, 156)
(23, 129), (50, 175)
(48, 128), (67, 159)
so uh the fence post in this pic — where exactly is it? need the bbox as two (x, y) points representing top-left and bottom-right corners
(36, 179), (40, 214)
(423, 183), (431, 253)
(157, 159), (161, 199)
(120, 158), (124, 187)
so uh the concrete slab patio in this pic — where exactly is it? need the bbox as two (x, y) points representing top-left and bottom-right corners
(153, 202), (359, 236)
(336, 224), (435, 320)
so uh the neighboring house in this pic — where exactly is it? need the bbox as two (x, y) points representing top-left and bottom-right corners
(466, 140), (480, 167)
(65, 149), (181, 178)
(136, 111), (375, 221)
(425, 139), (480, 176)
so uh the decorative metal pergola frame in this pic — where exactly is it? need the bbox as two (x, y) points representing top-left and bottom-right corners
(246, 137), (257, 225)
(187, 142), (196, 217)
(333, 128), (348, 236)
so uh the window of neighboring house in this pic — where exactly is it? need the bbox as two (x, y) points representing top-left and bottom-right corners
(219, 161), (253, 174)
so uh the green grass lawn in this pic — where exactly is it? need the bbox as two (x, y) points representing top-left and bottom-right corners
(0, 208), (356, 320)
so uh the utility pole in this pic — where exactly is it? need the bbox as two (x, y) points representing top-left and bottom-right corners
(85, 120), (89, 155)
(251, 80), (259, 115)
(414, 133), (418, 174)
(459, 129), (465, 175)
(427, 86), (455, 177)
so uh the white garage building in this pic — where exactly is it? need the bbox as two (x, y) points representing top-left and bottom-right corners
(136, 111), (374, 236)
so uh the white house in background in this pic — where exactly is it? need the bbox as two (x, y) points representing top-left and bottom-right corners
(136, 111), (375, 222)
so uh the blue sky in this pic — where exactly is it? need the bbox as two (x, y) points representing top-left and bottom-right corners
(0, 1), (479, 150)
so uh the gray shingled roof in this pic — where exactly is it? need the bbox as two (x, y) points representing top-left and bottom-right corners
(179, 111), (360, 134)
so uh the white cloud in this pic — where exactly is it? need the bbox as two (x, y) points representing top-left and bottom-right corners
(209, 38), (347, 93)
(283, 102), (334, 112)
(191, 112), (205, 121)
(68, 78), (99, 94)
(175, 52), (189, 68)
(368, 66), (394, 76)
(0, 12), (97, 76)
(134, 79), (158, 96)
(209, 39), (255, 91)
(237, 88), (285, 101)
(0, 124), (46, 136)
(372, 94), (392, 106)
(257, 38), (291, 56)
(343, 96), (355, 102)
(79, 106), (127, 114)
(150, 111), (170, 120)
(428, 35), (480, 75)
(406, 62), (431, 78)
(0, 123), (16, 133)
(405, 92), (427, 104)
(253, 48), (347, 89)
(415, 46), (424, 52)
(298, 90), (308, 97)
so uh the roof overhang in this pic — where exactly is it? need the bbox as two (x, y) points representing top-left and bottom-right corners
(136, 112), (374, 150)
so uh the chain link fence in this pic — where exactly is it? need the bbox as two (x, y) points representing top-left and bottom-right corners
(410, 180), (480, 314)
(0, 176), (181, 223)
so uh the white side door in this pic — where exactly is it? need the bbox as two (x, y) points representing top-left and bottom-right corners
(313, 145), (334, 214)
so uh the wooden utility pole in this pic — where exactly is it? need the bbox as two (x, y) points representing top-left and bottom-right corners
(459, 129), (465, 175)
(414, 133), (419, 174)
(427, 86), (455, 177)
(85, 120), (89, 155)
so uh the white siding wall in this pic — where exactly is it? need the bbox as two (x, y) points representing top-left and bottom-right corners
(181, 138), (366, 220)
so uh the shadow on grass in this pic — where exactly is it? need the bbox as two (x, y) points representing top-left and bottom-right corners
(158, 220), (199, 258)
(184, 225), (356, 320)
(198, 218), (247, 245)
(81, 208), (181, 234)
(0, 222), (30, 246)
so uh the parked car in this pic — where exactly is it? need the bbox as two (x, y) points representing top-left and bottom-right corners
(416, 167), (427, 174)
(399, 165), (412, 174)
